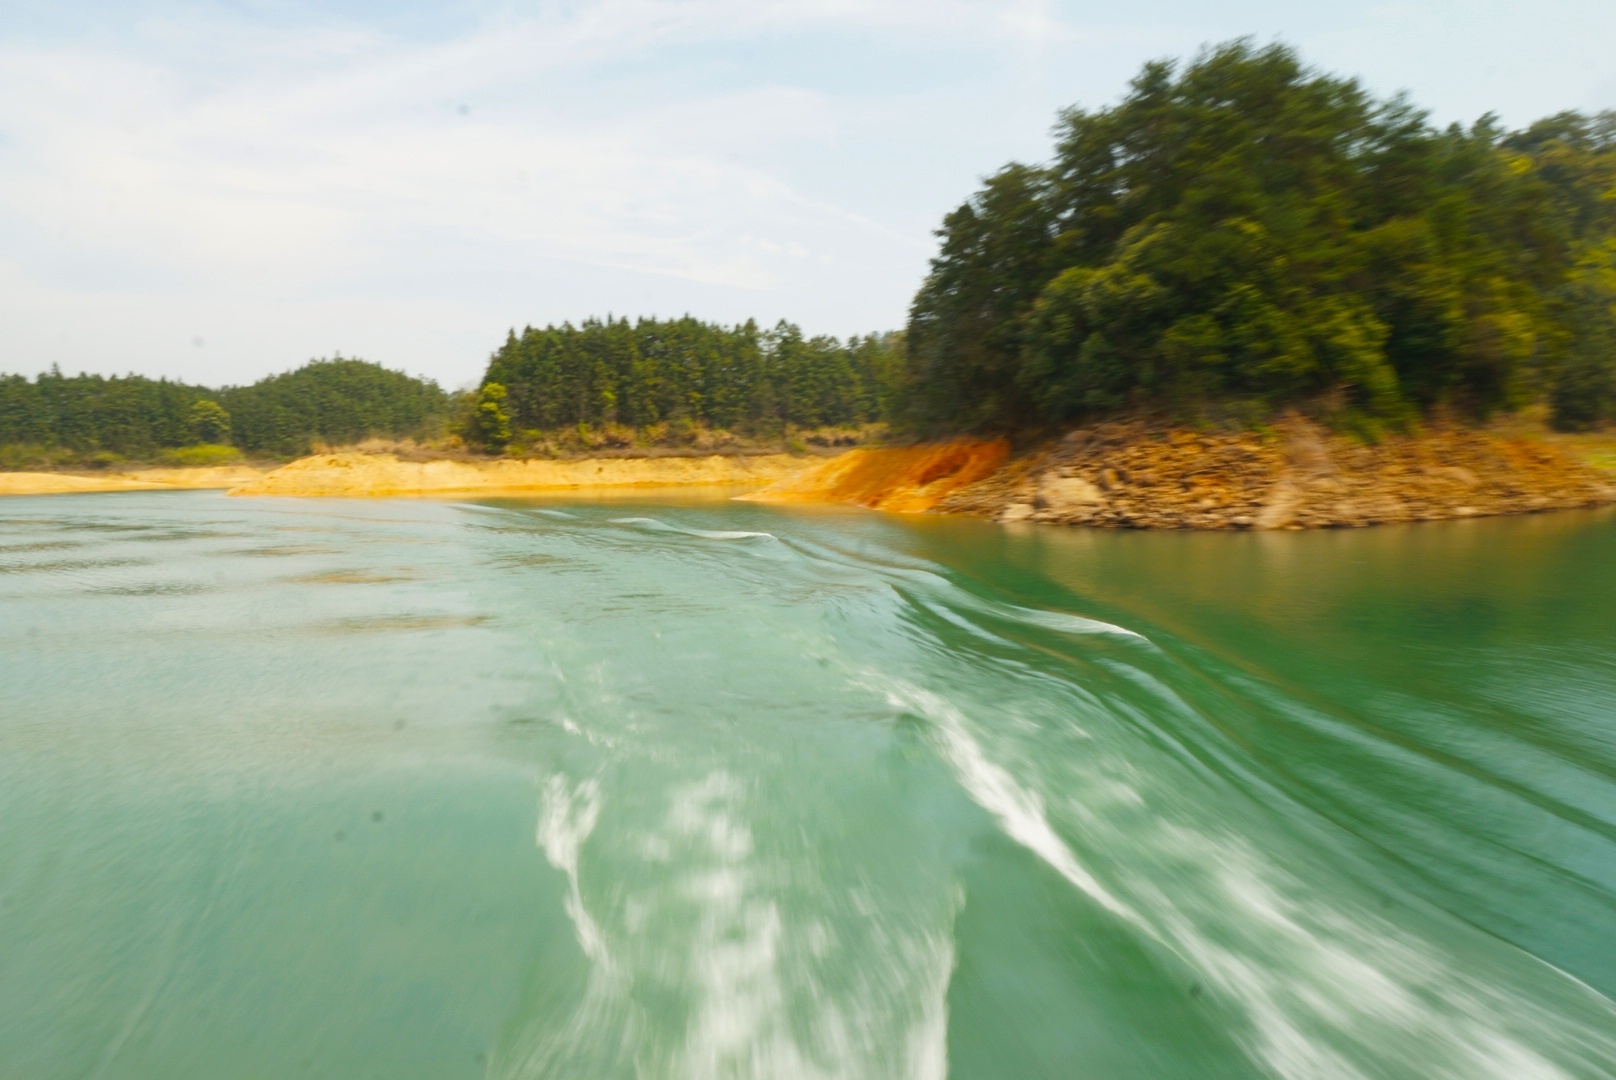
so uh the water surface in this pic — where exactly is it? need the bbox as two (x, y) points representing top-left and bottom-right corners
(2, 491), (1614, 1079)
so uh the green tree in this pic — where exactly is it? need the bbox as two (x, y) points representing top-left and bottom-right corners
(189, 400), (232, 444)
(1506, 111), (1616, 428)
(476, 316), (898, 437)
(904, 40), (1596, 432)
(1, 359), (449, 461)
(219, 358), (450, 456)
(472, 383), (512, 451)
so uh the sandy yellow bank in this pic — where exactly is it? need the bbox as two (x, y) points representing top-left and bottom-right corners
(0, 466), (266, 496)
(226, 452), (815, 497)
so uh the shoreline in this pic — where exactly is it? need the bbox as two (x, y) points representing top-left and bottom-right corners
(743, 419), (1616, 529)
(225, 452), (816, 497)
(936, 420), (1616, 529)
(0, 466), (267, 497)
(6, 423), (1612, 532)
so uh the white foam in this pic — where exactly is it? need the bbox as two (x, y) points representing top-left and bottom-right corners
(865, 673), (1616, 1080)
(689, 528), (778, 541)
(611, 516), (775, 541)
(661, 772), (813, 1078)
(924, 584), (1150, 643)
(903, 902), (959, 1080)
(521, 769), (966, 1080)
(1139, 828), (1607, 1080)
(536, 774), (607, 964)
(1003, 604), (1150, 641)
(875, 676), (1140, 924)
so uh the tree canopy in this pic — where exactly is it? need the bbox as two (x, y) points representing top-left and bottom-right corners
(903, 40), (1616, 433)
(478, 316), (900, 438)
(0, 358), (450, 460)
(218, 358), (450, 457)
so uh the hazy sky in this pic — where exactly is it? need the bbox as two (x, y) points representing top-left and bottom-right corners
(2, 0), (1613, 389)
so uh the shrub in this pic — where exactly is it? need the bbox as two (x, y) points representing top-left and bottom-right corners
(160, 444), (245, 467)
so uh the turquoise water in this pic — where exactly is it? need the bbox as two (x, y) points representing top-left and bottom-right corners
(2, 490), (1614, 1079)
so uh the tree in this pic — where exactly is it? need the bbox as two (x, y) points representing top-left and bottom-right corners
(472, 383), (512, 451)
(474, 316), (898, 436)
(189, 400), (232, 444)
(1, 359), (449, 460)
(904, 40), (1596, 432)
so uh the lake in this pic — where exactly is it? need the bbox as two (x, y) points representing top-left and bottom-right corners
(2, 491), (1614, 1079)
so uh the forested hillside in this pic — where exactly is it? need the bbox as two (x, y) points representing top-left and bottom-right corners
(0, 358), (450, 464)
(474, 317), (900, 446)
(218, 360), (450, 457)
(901, 41), (1616, 434)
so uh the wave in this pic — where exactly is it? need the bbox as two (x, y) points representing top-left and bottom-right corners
(874, 675), (1141, 924)
(610, 516), (778, 542)
(869, 669), (1616, 1080)
(536, 775), (607, 964)
(500, 770), (962, 1080)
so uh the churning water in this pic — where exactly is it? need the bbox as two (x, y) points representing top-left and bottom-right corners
(2, 491), (1615, 1079)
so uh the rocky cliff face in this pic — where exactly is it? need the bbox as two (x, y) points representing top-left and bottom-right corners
(937, 419), (1616, 529)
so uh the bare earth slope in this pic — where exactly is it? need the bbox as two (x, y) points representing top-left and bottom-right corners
(741, 440), (1010, 512)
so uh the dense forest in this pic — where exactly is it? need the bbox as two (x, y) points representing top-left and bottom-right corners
(0, 358), (450, 464)
(901, 41), (1616, 434)
(473, 317), (900, 449)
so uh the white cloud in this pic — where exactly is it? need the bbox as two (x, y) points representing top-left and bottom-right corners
(0, 32), (828, 285)
(3, 1), (1035, 384)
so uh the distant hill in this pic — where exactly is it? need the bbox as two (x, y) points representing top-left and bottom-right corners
(0, 358), (450, 466)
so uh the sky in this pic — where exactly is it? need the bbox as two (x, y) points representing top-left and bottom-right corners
(1, 0), (1613, 390)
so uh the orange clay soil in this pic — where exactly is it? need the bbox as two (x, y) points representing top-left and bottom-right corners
(742, 439), (1010, 513)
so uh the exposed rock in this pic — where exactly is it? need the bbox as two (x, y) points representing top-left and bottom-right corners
(934, 417), (1615, 531)
(999, 502), (1035, 522)
(1035, 473), (1105, 511)
(1427, 465), (1479, 487)
(1255, 477), (1301, 530)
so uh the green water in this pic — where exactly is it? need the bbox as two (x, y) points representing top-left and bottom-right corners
(2, 491), (1615, 1079)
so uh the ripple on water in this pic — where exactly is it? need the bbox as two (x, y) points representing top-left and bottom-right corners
(310, 614), (493, 634)
(0, 557), (150, 574)
(89, 582), (214, 597)
(290, 570), (418, 585)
